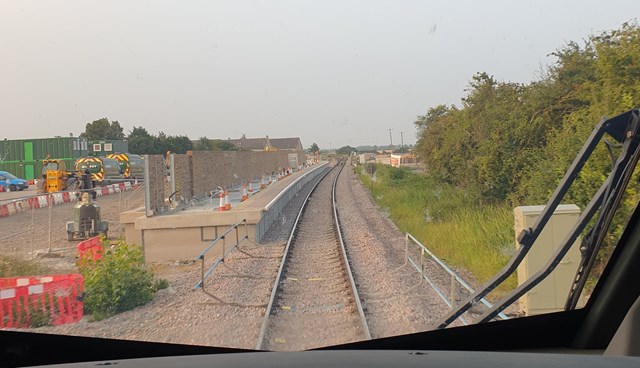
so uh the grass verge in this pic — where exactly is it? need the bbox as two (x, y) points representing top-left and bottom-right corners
(357, 164), (517, 295)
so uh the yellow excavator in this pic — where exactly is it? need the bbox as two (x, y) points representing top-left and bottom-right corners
(41, 159), (81, 193)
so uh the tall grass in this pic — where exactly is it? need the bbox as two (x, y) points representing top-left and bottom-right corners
(358, 164), (517, 293)
(0, 256), (50, 278)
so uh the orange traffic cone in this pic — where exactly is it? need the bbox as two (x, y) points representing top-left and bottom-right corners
(248, 179), (253, 193)
(242, 183), (248, 202)
(225, 190), (231, 210)
(260, 175), (266, 189)
(219, 191), (225, 211)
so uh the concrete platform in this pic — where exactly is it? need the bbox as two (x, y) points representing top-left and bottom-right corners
(121, 162), (328, 262)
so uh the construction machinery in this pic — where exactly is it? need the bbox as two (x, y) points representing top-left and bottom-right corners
(106, 153), (145, 181)
(75, 156), (123, 186)
(66, 192), (108, 241)
(41, 159), (80, 193)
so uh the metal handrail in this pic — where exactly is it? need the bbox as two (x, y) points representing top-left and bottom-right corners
(406, 233), (509, 323)
(193, 219), (249, 290)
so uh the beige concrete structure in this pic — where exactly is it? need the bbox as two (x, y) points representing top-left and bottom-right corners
(514, 204), (585, 316)
(390, 154), (419, 168)
(122, 163), (326, 263)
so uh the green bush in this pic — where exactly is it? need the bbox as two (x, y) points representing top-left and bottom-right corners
(79, 238), (158, 321)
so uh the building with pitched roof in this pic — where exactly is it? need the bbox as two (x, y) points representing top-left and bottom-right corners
(227, 136), (303, 152)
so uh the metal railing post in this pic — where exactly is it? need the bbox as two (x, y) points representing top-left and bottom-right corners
(30, 204), (35, 258)
(244, 219), (248, 241)
(405, 233), (409, 263)
(201, 257), (205, 288)
(450, 274), (457, 306)
(48, 193), (53, 253)
(222, 236), (226, 263)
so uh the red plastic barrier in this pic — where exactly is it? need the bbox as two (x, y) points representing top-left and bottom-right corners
(0, 274), (83, 328)
(0, 205), (8, 218)
(0, 274), (79, 288)
(77, 236), (103, 261)
(27, 197), (39, 209)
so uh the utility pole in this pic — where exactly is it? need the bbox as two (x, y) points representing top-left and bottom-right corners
(387, 128), (393, 148)
(400, 131), (404, 150)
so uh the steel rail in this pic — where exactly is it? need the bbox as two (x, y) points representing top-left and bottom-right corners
(255, 160), (370, 350)
(255, 164), (333, 350)
(332, 161), (372, 341)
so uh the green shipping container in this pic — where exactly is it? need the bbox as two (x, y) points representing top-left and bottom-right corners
(0, 159), (75, 180)
(0, 137), (88, 180)
(89, 140), (129, 157)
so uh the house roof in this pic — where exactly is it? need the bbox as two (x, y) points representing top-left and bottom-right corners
(270, 138), (302, 150)
(227, 137), (269, 150)
(227, 136), (303, 151)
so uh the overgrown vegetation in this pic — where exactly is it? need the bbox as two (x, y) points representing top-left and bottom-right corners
(357, 22), (640, 292)
(0, 256), (50, 278)
(79, 238), (167, 321)
(358, 165), (517, 293)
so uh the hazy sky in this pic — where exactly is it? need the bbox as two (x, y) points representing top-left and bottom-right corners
(1, 1), (637, 149)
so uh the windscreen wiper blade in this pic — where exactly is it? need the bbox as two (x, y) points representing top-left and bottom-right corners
(435, 109), (640, 329)
(565, 110), (640, 310)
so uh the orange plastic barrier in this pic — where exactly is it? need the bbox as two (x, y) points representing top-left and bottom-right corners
(77, 236), (103, 261)
(0, 274), (83, 328)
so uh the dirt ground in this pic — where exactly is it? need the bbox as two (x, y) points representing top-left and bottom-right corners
(0, 188), (145, 273)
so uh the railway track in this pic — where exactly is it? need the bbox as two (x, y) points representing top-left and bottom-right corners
(256, 161), (371, 351)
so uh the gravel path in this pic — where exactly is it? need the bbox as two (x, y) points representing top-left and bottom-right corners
(27, 168), (332, 349)
(0, 188), (145, 272)
(258, 166), (330, 244)
(260, 163), (366, 351)
(336, 159), (457, 337)
(16, 159), (473, 348)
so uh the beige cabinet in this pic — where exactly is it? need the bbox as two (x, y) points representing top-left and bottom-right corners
(514, 204), (585, 316)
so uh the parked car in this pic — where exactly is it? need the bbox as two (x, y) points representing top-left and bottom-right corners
(0, 170), (29, 191)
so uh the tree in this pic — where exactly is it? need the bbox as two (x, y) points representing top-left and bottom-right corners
(211, 140), (236, 151)
(309, 143), (320, 153)
(336, 145), (356, 155)
(81, 118), (125, 140)
(127, 127), (156, 154)
(195, 137), (214, 151)
(167, 135), (193, 154)
(194, 137), (236, 151)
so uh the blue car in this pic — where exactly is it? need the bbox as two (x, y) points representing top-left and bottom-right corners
(0, 171), (29, 191)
